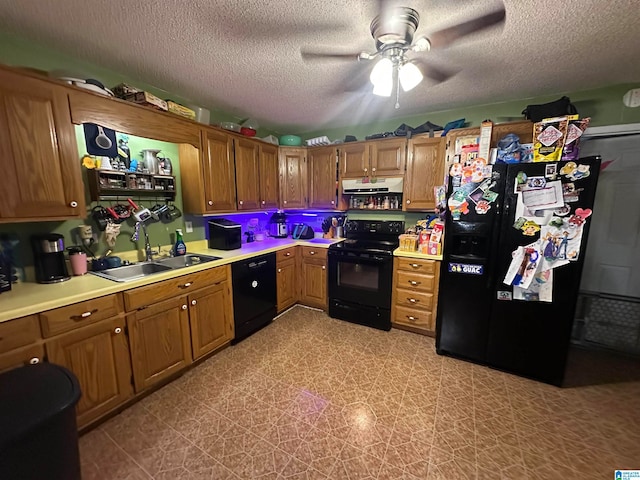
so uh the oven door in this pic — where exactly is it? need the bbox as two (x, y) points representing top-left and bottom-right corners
(328, 249), (393, 309)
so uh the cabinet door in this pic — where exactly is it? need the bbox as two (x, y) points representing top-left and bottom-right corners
(201, 129), (236, 212)
(189, 282), (233, 360)
(278, 147), (307, 209)
(234, 137), (261, 210)
(127, 297), (192, 392)
(0, 344), (45, 374)
(277, 258), (297, 313)
(46, 316), (133, 428)
(370, 138), (406, 176)
(339, 143), (368, 179)
(300, 258), (327, 310)
(308, 146), (337, 209)
(404, 137), (445, 211)
(259, 143), (279, 209)
(0, 69), (83, 220)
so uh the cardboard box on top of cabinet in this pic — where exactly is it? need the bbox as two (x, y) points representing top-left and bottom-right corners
(166, 101), (196, 120)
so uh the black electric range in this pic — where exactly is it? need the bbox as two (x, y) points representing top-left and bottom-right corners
(327, 220), (404, 330)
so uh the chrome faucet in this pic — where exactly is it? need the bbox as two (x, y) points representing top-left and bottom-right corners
(131, 221), (156, 261)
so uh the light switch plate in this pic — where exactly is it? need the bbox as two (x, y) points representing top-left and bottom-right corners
(622, 88), (640, 108)
(184, 221), (193, 233)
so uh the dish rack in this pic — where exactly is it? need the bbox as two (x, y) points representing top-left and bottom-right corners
(306, 136), (331, 146)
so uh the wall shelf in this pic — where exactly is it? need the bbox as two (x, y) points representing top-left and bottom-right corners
(87, 169), (176, 201)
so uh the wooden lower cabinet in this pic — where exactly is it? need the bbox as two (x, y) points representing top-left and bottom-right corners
(391, 257), (440, 335)
(0, 344), (44, 373)
(299, 247), (328, 310)
(45, 316), (133, 428)
(127, 296), (192, 392)
(277, 258), (297, 312)
(189, 282), (233, 360)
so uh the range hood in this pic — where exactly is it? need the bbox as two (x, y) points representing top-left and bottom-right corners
(342, 177), (403, 194)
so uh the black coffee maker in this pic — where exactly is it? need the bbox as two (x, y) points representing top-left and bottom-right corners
(31, 234), (70, 284)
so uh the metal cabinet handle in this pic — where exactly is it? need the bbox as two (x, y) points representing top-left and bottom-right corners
(181, 304), (188, 310)
(239, 200), (244, 206)
(408, 298), (418, 303)
(208, 200), (213, 206)
(29, 357), (40, 365)
(283, 200), (288, 204)
(409, 280), (421, 286)
(410, 263), (421, 268)
(114, 327), (122, 334)
(330, 200), (335, 205)
(309, 251), (316, 255)
(322, 266), (326, 270)
(179, 282), (193, 289)
(285, 252), (291, 257)
(364, 167), (368, 173)
(372, 167), (376, 173)
(261, 200), (266, 205)
(406, 315), (418, 321)
(191, 300), (197, 306)
(71, 309), (98, 321)
(69, 201), (78, 208)
(278, 268), (282, 273)
(406, 199), (411, 204)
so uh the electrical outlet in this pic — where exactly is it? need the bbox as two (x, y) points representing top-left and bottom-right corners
(184, 221), (193, 233)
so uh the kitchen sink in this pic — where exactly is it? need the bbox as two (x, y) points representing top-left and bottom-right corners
(155, 254), (221, 269)
(90, 254), (222, 282)
(91, 262), (173, 282)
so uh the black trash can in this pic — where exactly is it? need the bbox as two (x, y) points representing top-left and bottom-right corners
(0, 363), (81, 480)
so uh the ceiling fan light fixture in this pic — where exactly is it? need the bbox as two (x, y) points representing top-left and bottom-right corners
(370, 57), (393, 85)
(412, 36), (431, 52)
(399, 61), (423, 92)
(373, 80), (393, 97)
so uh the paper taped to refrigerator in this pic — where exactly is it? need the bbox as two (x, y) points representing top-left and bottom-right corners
(503, 240), (542, 289)
(520, 180), (564, 210)
(514, 269), (553, 302)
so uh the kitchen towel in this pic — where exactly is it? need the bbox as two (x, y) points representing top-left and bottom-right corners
(83, 123), (118, 157)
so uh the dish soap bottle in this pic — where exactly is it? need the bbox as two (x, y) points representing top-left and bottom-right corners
(174, 229), (186, 256)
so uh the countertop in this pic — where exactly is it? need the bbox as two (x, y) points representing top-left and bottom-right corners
(393, 249), (443, 261)
(0, 237), (342, 323)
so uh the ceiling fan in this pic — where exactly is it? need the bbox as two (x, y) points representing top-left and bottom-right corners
(301, 2), (506, 108)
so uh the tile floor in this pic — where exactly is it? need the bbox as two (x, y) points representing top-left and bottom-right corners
(80, 306), (640, 479)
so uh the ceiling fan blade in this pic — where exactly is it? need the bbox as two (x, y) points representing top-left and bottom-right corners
(427, 6), (506, 49)
(301, 49), (365, 61)
(412, 59), (457, 84)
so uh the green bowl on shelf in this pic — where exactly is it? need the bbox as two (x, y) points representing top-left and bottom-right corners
(279, 135), (302, 146)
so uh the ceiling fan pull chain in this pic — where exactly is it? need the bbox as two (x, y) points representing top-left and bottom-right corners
(395, 68), (401, 109)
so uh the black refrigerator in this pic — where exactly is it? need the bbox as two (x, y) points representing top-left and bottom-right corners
(436, 156), (601, 385)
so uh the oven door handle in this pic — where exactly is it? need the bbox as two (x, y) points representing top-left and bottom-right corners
(328, 253), (391, 265)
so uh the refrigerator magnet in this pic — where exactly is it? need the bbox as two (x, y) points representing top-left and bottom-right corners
(482, 190), (499, 203)
(553, 204), (571, 216)
(559, 161), (578, 177)
(545, 163), (558, 179)
(475, 200), (491, 214)
(513, 217), (527, 230)
(521, 220), (541, 236)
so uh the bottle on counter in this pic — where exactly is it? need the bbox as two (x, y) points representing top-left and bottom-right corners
(174, 229), (186, 256)
(383, 196), (390, 209)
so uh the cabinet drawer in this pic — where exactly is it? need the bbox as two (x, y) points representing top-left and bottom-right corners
(396, 271), (436, 293)
(393, 305), (433, 330)
(0, 344), (45, 373)
(0, 315), (41, 353)
(396, 258), (436, 274)
(40, 294), (123, 338)
(395, 288), (434, 312)
(124, 266), (228, 311)
(276, 247), (297, 262)
(300, 246), (327, 260)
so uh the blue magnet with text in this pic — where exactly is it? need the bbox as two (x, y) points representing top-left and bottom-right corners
(448, 263), (484, 275)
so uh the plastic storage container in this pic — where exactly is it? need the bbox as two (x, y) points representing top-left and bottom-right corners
(0, 363), (81, 480)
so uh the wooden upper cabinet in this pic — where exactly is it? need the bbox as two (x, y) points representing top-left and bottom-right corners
(181, 128), (236, 214)
(340, 143), (368, 178)
(258, 143), (279, 209)
(0, 68), (84, 221)
(45, 316), (133, 427)
(234, 137), (260, 210)
(404, 136), (445, 211)
(370, 138), (406, 176)
(278, 147), (307, 209)
(308, 146), (337, 209)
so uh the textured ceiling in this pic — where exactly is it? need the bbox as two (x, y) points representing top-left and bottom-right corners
(0, 0), (639, 133)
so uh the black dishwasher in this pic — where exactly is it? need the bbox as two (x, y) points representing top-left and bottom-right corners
(231, 252), (277, 342)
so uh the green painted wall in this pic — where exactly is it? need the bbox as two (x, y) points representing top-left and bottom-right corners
(298, 84), (640, 141)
